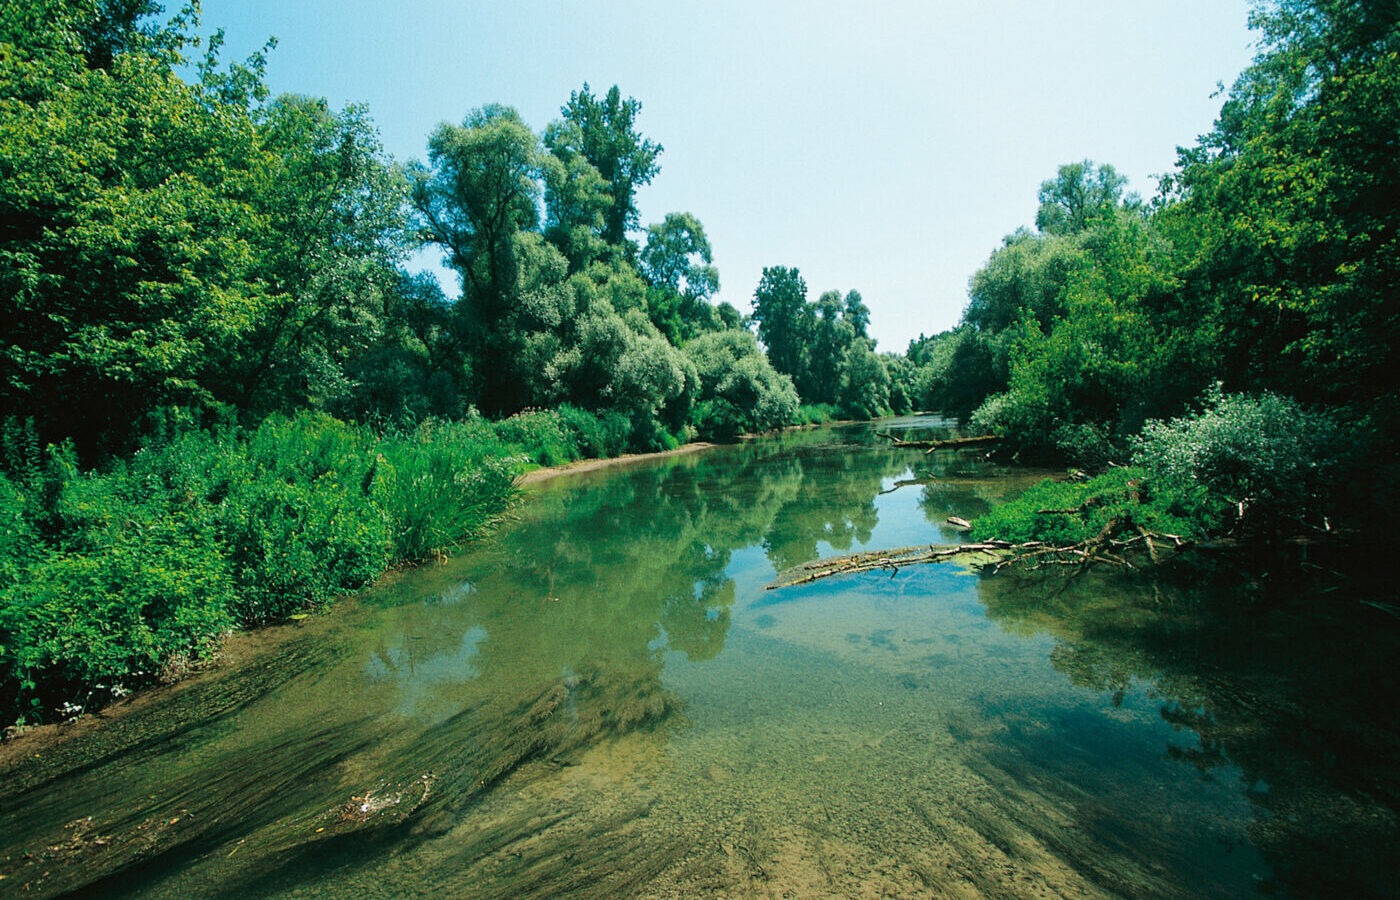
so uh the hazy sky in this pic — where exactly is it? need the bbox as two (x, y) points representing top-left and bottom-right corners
(194, 0), (1257, 352)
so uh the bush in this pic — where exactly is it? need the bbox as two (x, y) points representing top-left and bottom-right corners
(0, 438), (241, 720)
(222, 415), (392, 622)
(1132, 384), (1345, 532)
(1051, 422), (1120, 471)
(374, 420), (519, 562)
(969, 392), (1012, 436)
(794, 403), (837, 426)
(491, 409), (580, 467)
(685, 330), (799, 440)
(556, 405), (630, 459)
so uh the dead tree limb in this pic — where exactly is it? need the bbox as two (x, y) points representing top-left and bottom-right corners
(765, 527), (1193, 590)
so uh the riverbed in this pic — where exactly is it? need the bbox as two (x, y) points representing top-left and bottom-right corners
(2, 417), (1396, 898)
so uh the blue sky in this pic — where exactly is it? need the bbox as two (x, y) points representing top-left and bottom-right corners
(194, 0), (1257, 352)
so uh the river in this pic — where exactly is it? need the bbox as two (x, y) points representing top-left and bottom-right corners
(1, 417), (1396, 898)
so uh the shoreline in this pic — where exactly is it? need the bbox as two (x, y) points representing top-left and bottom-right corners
(518, 441), (718, 485)
(0, 441), (723, 753)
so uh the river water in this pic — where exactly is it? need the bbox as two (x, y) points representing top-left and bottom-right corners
(1, 418), (1396, 898)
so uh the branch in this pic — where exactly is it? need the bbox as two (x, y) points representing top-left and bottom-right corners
(765, 526), (1195, 590)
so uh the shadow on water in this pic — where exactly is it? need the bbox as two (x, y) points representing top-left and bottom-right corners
(0, 417), (1395, 898)
(975, 564), (1400, 899)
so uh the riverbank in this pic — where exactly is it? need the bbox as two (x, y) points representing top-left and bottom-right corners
(0, 437), (728, 744)
(519, 441), (717, 485)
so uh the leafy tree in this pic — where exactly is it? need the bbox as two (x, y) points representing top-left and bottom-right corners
(965, 228), (1086, 332)
(1165, 0), (1400, 432)
(558, 84), (662, 247)
(843, 289), (871, 339)
(684, 330), (798, 440)
(610, 332), (697, 450)
(640, 212), (722, 342)
(1035, 160), (1132, 236)
(970, 206), (1190, 462)
(411, 104), (549, 414)
(540, 119), (611, 271)
(750, 265), (811, 383)
(640, 212), (719, 302)
(330, 271), (480, 426)
(800, 290), (856, 404)
(227, 94), (411, 416)
(837, 338), (891, 420)
(883, 351), (917, 415)
(0, 0), (271, 457)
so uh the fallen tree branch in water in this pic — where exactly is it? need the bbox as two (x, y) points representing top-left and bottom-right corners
(766, 528), (1193, 590)
(767, 542), (1016, 589)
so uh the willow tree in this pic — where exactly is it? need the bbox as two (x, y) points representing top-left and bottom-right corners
(411, 105), (549, 414)
(558, 84), (662, 247)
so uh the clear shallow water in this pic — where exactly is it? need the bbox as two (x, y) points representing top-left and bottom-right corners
(2, 418), (1397, 898)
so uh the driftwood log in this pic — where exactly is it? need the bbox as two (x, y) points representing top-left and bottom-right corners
(874, 433), (1002, 452)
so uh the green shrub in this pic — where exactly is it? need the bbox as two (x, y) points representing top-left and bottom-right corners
(685, 330), (800, 440)
(1132, 385), (1344, 532)
(221, 415), (391, 622)
(556, 404), (630, 458)
(492, 409), (581, 467)
(0, 411), (522, 724)
(794, 403), (837, 426)
(0, 445), (239, 720)
(968, 392), (1012, 436)
(1051, 422), (1120, 471)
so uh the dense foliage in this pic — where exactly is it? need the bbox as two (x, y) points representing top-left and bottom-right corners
(971, 387), (1345, 547)
(749, 266), (906, 419)
(914, 0), (1397, 549)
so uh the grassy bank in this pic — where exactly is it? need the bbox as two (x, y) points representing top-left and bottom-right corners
(0, 406), (638, 728)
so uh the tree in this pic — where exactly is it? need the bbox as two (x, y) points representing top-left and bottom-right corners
(640, 212), (721, 342)
(540, 119), (610, 271)
(0, 1), (271, 457)
(750, 266), (810, 383)
(227, 95), (410, 416)
(640, 212), (718, 301)
(801, 290), (856, 404)
(1166, 0), (1400, 431)
(965, 228), (1086, 333)
(685, 330), (798, 440)
(558, 84), (662, 247)
(411, 105), (547, 414)
(843, 289), (871, 339)
(1035, 160), (1131, 236)
(837, 338), (891, 420)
